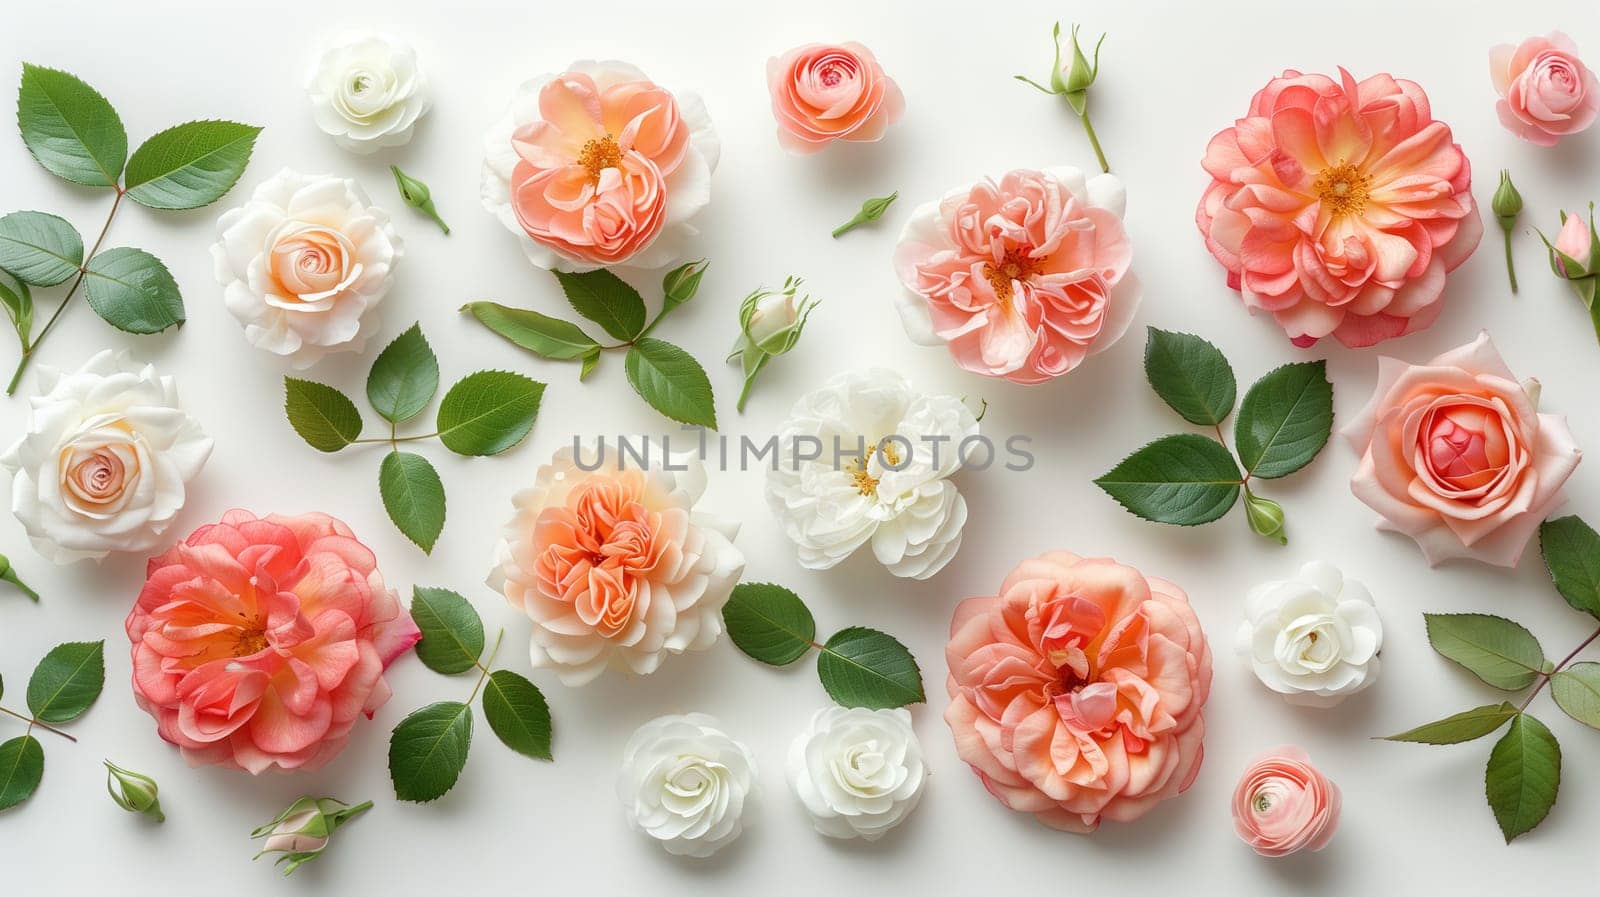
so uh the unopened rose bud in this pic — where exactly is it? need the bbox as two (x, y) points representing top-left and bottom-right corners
(104, 760), (164, 822)
(390, 165), (449, 235)
(728, 277), (820, 413)
(1245, 493), (1287, 545)
(832, 192), (898, 238)
(1493, 171), (1523, 229)
(251, 797), (372, 876)
(0, 552), (40, 602)
(1015, 22), (1111, 172)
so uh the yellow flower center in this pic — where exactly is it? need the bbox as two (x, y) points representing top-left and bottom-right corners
(847, 441), (901, 497)
(578, 136), (623, 180)
(234, 628), (267, 657)
(1313, 162), (1372, 217)
(982, 249), (1045, 303)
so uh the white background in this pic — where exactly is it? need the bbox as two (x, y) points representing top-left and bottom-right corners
(3, 0), (1599, 893)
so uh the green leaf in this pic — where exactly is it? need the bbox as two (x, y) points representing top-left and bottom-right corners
(380, 452), (446, 554)
(1424, 613), (1544, 691)
(1234, 360), (1334, 478)
(81, 247), (184, 333)
(0, 735), (44, 812)
(1143, 328), (1236, 426)
(1539, 516), (1600, 619)
(284, 378), (363, 452)
(553, 269), (646, 341)
(17, 63), (127, 187)
(1094, 434), (1242, 525)
(1551, 662), (1600, 729)
(481, 670), (552, 761)
(409, 587), (484, 675)
(461, 302), (599, 361)
(26, 640), (104, 723)
(435, 371), (544, 456)
(389, 701), (473, 803)
(0, 271), (34, 343)
(367, 324), (439, 424)
(579, 348), (601, 381)
(1380, 703), (1519, 744)
(624, 338), (717, 429)
(722, 583), (817, 666)
(0, 211), (83, 286)
(123, 120), (261, 210)
(817, 627), (925, 710)
(1486, 713), (1560, 843)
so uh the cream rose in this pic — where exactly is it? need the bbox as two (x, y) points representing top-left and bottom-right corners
(617, 714), (756, 858)
(1236, 561), (1382, 708)
(787, 706), (926, 840)
(306, 33), (432, 153)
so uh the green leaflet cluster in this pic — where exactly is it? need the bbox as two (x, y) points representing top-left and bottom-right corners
(1, 641), (105, 812)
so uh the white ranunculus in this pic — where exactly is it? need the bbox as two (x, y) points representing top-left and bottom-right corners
(1236, 561), (1383, 707)
(617, 714), (756, 858)
(788, 706), (927, 840)
(212, 169), (403, 368)
(766, 368), (978, 580)
(305, 34), (431, 153)
(2, 351), (212, 564)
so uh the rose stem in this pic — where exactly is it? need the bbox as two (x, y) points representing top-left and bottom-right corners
(0, 706), (77, 742)
(1519, 624), (1600, 711)
(1079, 109), (1110, 174)
(1503, 229), (1519, 293)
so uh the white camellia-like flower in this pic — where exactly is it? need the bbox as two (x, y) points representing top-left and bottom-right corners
(788, 706), (927, 840)
(617, 714), (756, 858)
(212, 169), (403, 368)
(766, 368), (978, 579)
(1236, 561), (1383, 707)
(305, 33), (431, 153)
(2, 351), (212, 564)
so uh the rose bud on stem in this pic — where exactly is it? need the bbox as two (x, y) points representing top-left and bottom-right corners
(104, 760), (164, 822)
(252, 797), (373, 876)
(1015, 22), (1111, 172)
(0, 552), (40, 602)
(1494, 171), (1523, 293)
(390, 165), (449, 235)
(832, 192), (898, 238)
(1538, 204), (1600, 343)
(727, 276), (819, 412)
(1243, 490), (1287, 545)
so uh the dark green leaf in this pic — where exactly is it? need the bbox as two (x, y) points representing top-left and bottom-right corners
(409, 587), (484, 675)
(817, 627), (924, 709)
(1424, 613), (1544, 691)
(0, 211), (82, 286)
(1094, 434), (1241, 525)
(17, 63), (127, 187)
(1551, 663), (1600, 729)
(1380, 703), (1519, 744)
(1143, 328), (1236, 425)
(1486, 713), (1560, 843)
(380, 452), (446, 554)
(435, 371), (544, 456)
(0, 735), (43, 812)
(481, 670), (552, 761)
(389, 701), (473, 803)
(1234, 360), (1333, 478)
(722, 583), (816, 666)
(624, 338), (717, 429)
(284, 378), (363, 452)
(1540, 516), (1600, 619)
(367, 324), (439, 424)
(461, 302), (599, 361)
(553, 269), (646, 340)
(123, 120), (261, 210)
(81, 247), (184, 333)
(26, 640), (104, 723)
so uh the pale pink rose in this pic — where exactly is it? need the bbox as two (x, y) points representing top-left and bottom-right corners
(945, 551), (1212, 832)
(767, 42), (904, 153)
(1554, 211), (1594, 276)
(1343, 332), (1582, 567)
(1490, 32), (1600, 146)
(1232, 746), (1340, 857)
(126, 510), (420, 773)
(894, 167), (1139, 384)
(1197, 69), (1482, 349)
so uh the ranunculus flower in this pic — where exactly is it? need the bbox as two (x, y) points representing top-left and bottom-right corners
(2, 351), (211, 564)
(1237, 561), (1382, 707)
(617, 713), (756, 858)
(894, 166), (1138, 383)
(305, 33), (432, 153)
(945, 551), (1212, 831)
(788, 706), (927, 840)
(1344, 332), (1581, 567)
(481, 60), (718, 272)
(1490, 32), (1599, 146)
(212, 169), (403, 368)
(1197, 69), (1482, 348)
(126, 510), (420, 773)
(767, 42), (904, 153)
(488, 439), (745, 686)
(1232, 747), (1340, 857)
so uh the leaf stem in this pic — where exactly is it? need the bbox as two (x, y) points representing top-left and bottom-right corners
(0, 705), (77, 742)
(1079, 108), (1110, 174)
(352, 432), (439, 445)
(1502, 229), (1519, 294)
(1519, 624), (1600, 711)
(467, 629), (505, 704)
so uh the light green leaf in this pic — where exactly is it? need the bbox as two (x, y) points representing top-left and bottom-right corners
(380, 452), (446, 554)
(461, 302), (599, 361)
(1143, 328), (1236, 426)
(817, 627), (925, 710)
(1424, 613), (1544, 691)
(0, 211), (83, 286)
(123, 120), (261, 210)
(17, 63), (127, 187)
(435, 371), (544, 457)
(722, 583), (817, 666)
(553, 269), (646, 341)
(1380, 703), (1519, 744)
(1235, 360), (1334, 478)
(389, 701), (473, 803)
(1486, 713), (1560, 843)
(0, 270), (34, 342)
(658, 259), (708, 319)
(284, 378), (363, 452)
(0, 735), (44, 812)
(1094, 434), (1242, 525)
(26, 640), (104, 723)
(481, 670), (552, 761)
(81, 247), (184, 333)
(409, 587), (484, 676)
(1539, 516), (1600, 619)
(1551, 663), (1600, 729)
(624, 338), (717, 429)
(367, 324), (439, 424)
(579, 348), (601, 381)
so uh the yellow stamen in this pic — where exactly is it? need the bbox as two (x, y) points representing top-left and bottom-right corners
(234, 628), (266, 657)
(578, 136), (623, 180)
(1312, 161), (1372, 217)
(982, 249), (1046, 304)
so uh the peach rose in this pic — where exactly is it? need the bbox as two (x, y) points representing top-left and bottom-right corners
(1491, 32), (1599, 146)
(1232, 747), (1340, 857)
(1198, 69), (1482, 349)
(126, 510), (420, 773)
(767, 42), (904, 153)
(945, 551), (1212, 832)
(1344, 332), (1581, 567)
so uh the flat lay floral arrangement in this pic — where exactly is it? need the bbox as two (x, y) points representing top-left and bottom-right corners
(6, 5), (1600, 889)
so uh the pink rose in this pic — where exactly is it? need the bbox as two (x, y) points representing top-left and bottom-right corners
(1197, 69), (1482, 349)
(1490, 32), (1600, 146)
(945, 551), (1212, 832)
(767, 42), (904, 153)
(1553, 210), (1595, 277)
(1344, 332), (1582, 567)
(126, 510), (420, 773)
(1232, 747), (1340, 857)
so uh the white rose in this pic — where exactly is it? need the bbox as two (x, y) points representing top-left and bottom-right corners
(1236, 561), (1383, 707)
(766, 368), (978, 579)
(617, 714), (756, 858)
(2, 351), (211, 564)
(787, 706), (927, 840)
(305, 33), (431, 153)
(212, 169), (403, 368)
(746, 289), (799, 345)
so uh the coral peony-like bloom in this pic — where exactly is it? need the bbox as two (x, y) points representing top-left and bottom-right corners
(1232, 747), (1340, 857)
(767, 42), (904, 153)
(945, 551), (1212, 832)
(894, 166), (1138, 383)
(126, 510), (420, 773)
(1197, 69), (1482, 349)
(481, 60), (718, 271)
(1491, 32), (1599, 146)
(1344, 332), (1581, 567)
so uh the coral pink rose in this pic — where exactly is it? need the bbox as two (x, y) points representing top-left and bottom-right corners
(1490, 32), (1600, 146)
(1232, 746), (1340, 857)
(767, 42), (904, 153)
(1197, 69), (1482, 349)
(894, 167), (1140, 384)
(944, 551), (1212, 832)
(126, 510), (420, 773)
(1553, 210), (1596, 277)
(1344, 332), (1582, 567)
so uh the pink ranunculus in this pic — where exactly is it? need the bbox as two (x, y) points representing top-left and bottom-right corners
(1197, 68), (1483, 349)
(944, 551), (1212, 832)
(1344, 332), (1582, 567)
(126, 510), (420, 773)
(767, 42), (904, 153)
(1232, 747), (1340, 857)
(1491, 32), (1600, 146)
(894, 167), (1140, 384)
